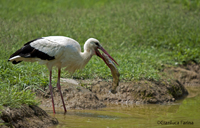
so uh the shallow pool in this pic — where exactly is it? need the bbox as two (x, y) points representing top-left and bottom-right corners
(48, 86), (200, 128)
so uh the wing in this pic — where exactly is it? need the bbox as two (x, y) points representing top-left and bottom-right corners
(9, 36), (82, 64)
(9, 38), (55, 63)
(31, 36), (81, 58)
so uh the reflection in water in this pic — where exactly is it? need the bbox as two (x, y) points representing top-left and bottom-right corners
(49, 86), (200, 128)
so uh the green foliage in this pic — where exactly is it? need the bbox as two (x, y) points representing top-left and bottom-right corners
(1, 0), (200, 81)
(0, 83), (39, 108)
(0, 0), (200, 108)
(0, 60), (49, 88)
(0, 60), (44, 108)
(166, 0), (200, 11)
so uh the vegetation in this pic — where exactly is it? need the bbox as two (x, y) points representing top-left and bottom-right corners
(0, 83), (38, 108)
(166, 0), (200, 11)
(0, 0), (200, 108)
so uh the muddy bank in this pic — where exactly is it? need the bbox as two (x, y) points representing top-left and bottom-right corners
(37, 78), (187, 110)
(1, 63), (199, 128)
(37, 64), (200, 110)
(0, 105), (58, 128)
(164, 62), (200, 86)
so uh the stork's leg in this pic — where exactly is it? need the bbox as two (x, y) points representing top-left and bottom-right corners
(57, 68), (67, 113)
(49, 70), (56, 114)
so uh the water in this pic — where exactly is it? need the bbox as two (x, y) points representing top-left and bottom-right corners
(48, 86), (200, 128)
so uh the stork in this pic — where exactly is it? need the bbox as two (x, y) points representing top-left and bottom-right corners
(8, 36), (118, 114)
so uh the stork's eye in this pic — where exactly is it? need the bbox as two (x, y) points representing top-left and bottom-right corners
(95, 42), (100, 46)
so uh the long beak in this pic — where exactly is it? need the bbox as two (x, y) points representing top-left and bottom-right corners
(95, 46), (119, 66)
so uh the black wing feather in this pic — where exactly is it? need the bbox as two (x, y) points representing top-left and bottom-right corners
(9, 38), (55, 64)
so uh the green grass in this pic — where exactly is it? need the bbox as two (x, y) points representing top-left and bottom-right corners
(0, 83), (38, 109)
(166, 0), (200, 11)
(0, 0), (200, 108)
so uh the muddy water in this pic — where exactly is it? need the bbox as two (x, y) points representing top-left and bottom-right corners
(48, 86), (200, 128)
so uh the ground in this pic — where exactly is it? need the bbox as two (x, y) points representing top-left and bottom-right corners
(0, 63), (199, 128)
(0, 105), (58, 128)
(38, 63), (199, 110)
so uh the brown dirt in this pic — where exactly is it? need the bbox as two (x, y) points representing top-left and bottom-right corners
(37, 63), (200, 110)
(164, 62), (200, 86)
(37, 78), (188, 111)
(0, 105), (58, 128)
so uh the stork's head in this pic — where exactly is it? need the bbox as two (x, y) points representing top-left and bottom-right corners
(84, 38), (118, 66)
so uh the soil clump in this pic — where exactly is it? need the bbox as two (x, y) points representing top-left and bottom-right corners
(38, 63), (200, 110)
(0, 105), (58, 128)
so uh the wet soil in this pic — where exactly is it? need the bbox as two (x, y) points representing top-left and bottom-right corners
(0, 63), (199, 128)
(37, 63), (200, 110)
(164, 62), (200, 86)
(37, 78), (187, 110)
(0, 105), (58, 128)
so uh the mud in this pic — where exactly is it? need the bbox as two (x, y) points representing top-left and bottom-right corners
(37, 77), (188, 111)
(0, 105), (58, 128)
(164, 62), (200, 86)
(37, 64), (200, 110)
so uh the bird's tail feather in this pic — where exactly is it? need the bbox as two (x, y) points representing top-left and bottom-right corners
(8, 55), (23, 64)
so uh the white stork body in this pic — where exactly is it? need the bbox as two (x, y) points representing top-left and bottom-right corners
(9, 36), (94, 72)
(8, 36), (118, 114)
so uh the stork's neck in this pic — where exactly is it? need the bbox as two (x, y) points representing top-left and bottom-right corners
(78, 39), (97, 69)
(79, 47), (94, 69)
